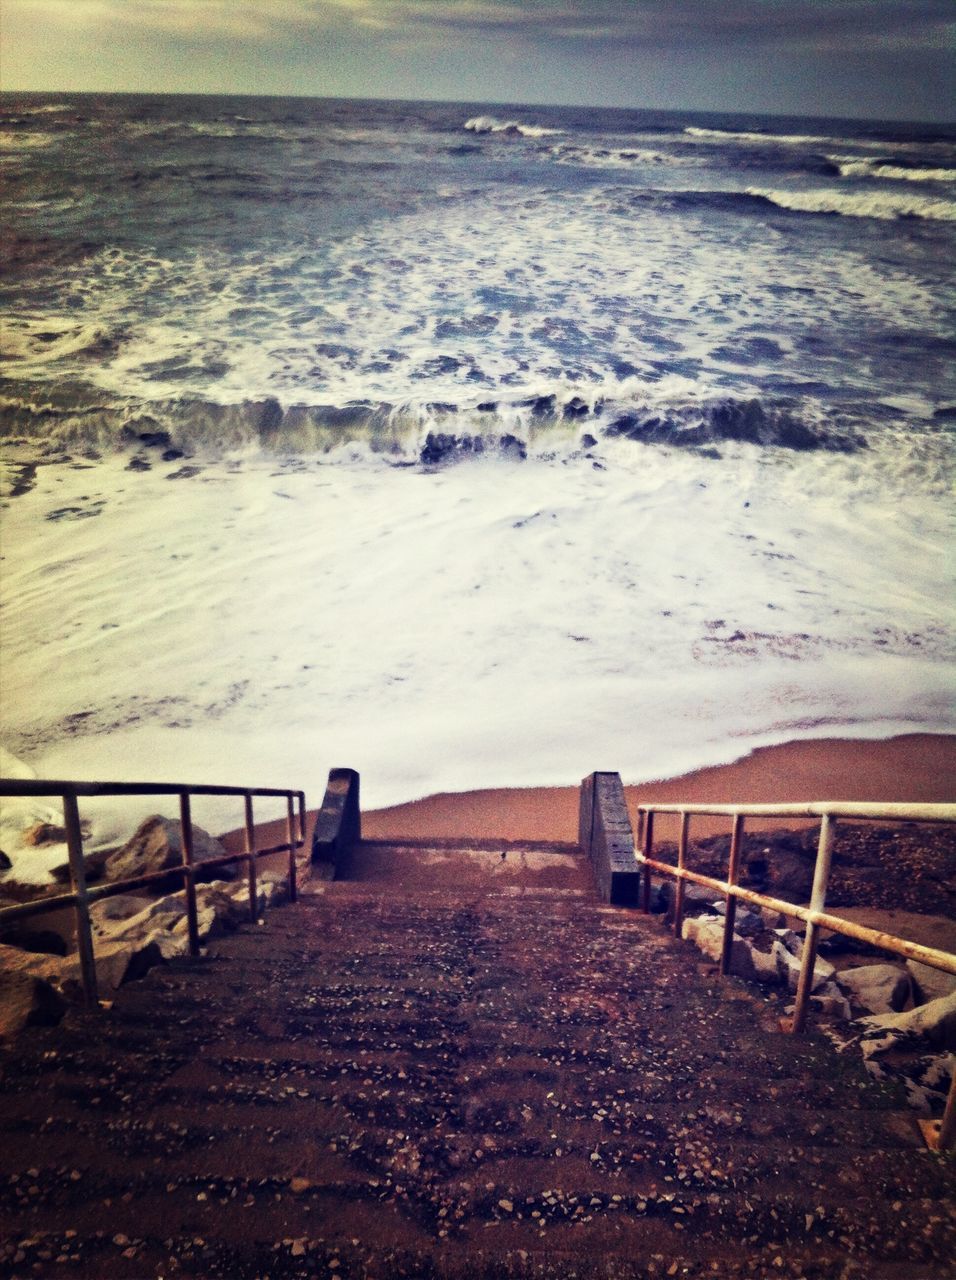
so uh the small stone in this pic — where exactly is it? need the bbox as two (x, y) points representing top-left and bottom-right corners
(289, 1177), (311, 1193)
(498, 1198), (514, 1212)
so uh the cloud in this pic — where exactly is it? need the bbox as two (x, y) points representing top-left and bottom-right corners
(11, 0), (954, 50)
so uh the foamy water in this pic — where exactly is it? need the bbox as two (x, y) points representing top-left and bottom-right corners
(1, 94), (954, 879)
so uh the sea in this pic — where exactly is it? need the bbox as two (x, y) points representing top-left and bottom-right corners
(1, 94), (954, 872)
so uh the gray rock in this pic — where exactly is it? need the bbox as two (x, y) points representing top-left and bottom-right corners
(103, 815), (231, 883)
(680, 917), (779, 985)
(836, 963), (911, 1014)
(772, 939), (835, 993)
(786, 981), (852, 1021)
(906, 959), (956, 1005)
(709, 900), (764, 935)
(858, 988), (956, 1053)
(0, 968), (66, 1041)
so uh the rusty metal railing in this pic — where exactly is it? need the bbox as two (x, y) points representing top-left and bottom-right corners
(634, 800), (956, 1152)
(0, 779), (307, 1010)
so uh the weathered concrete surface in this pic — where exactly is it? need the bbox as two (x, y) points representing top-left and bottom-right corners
(580, 772), (641, 907)
(311, 767), (361, 869)
(0, 840), (953, 1279)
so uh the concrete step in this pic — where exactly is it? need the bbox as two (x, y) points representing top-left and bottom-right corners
(1, 848), (953, 1279)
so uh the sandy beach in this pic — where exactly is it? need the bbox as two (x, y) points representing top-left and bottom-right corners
(360, 733), (956, 844)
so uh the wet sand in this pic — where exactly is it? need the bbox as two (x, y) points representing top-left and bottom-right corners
(362, 733), (956, 843)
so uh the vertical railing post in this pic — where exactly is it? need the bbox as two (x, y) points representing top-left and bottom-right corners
(672, 812), (690, 937)
(244, 793), (258, 923)
(286, 793), (298, 903)
(179, 792), (200, 956)
(63, 791), (98, 1008)
(719, 813), (745, 975)
(641, 810), (655, 914)
(298, 791), (306, 844)
(791, 814), (836, 1033)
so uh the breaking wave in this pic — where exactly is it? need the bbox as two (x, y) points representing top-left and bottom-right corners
(831, 156), (956, 183)
(0, 385), (871, 462)
(745, 186), (956, 221)
(685, 125), (833, 146)
(464, 115), (563, 138)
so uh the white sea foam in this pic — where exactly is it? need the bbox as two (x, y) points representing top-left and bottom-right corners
(550, 143), (677, 169)
(685, 126), (833, 146)
(0, 130), (55, 151)
(747, 186), (956, 221)
(1, 185), (940, 412)
(830, 156), (956, 183)
(0, 437), (953, 878)
(464, 115), (562, 138)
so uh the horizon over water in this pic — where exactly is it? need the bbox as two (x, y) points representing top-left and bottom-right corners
(1, 92), (954, 875)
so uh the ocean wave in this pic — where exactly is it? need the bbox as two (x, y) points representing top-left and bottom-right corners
(464, 115), (562, 138)
(830, 156), (956, 183)
(550, 142), (676, 169)
(0, 130), (55, 151)
(685, 125), (832, 146)
(745, 186), (956, 221)
(0, 385), (871, 461)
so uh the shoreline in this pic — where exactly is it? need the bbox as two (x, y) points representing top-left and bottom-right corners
(361, 733), (956, 844)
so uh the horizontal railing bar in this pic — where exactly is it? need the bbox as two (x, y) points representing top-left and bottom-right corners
(0, 891), (81, 924)
(637, 801), (956, 822)
(0, 780), (306, 800)
(640, 856), (956, 975)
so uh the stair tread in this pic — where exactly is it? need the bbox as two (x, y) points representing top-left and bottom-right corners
(1, 863), (953, 1278)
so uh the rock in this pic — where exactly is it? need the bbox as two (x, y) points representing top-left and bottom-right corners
(90, 882), (246, 958)
(786, 981), (852, 1021)
(103, 816), (231, 883)
(836, 964), (911, 1014)
(0, 937), (147, 1003)
(22, 822), (67, 847)
(658, 881), (717, 914)
(0, 969), (66, 1040)
(49, 845), (116, 885)
(680, 916), (779, 985)
(771, 939), (835, 993)
(859, 988), (956, 1053)
(708, 900), (764, 935)
(907, 959), (956, 1005)
(0, 926), (68, 956)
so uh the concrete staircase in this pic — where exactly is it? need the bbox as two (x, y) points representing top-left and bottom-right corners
(1, 837), (954, 1279)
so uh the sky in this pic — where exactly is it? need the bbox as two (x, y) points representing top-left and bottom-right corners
(3, 0), (954, 121)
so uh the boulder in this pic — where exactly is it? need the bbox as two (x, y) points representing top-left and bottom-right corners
(0, 969), (66, 1041)
(49, 845), (116, 885)
(771, 938), (835, 993)
(906, 959), (956, 1005)
(785, 981), (852, 1021)
(0, 937), (147, 1002)
(680, 917), (779, 985)
(836, 964), (911, 1014)
(858, 988), (956, 1054)
(708, 900), (764, 935)
(103, 816), (231, 883)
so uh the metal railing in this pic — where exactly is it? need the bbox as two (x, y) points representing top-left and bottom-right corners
(635, 800), (956, 1152)
(0, 779), (307, 1010)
